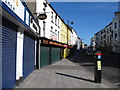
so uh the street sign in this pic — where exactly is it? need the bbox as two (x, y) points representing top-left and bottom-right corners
(97, 61), (101, 70)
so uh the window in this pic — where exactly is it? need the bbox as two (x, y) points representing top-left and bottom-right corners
(110, 37), (111, 42)
(104, 40), (105, 44)
(55, 15), (57, 25)
(51, 11), (53, 23)
(119, 20), (120, 27)
(58, 19), (59, 27)
(111, 31), (113, 37)
(110, 27), (111, 32)
(55, 29), (57, 35)
(51, 26), (53, 31)
(107, 28), (109, 33)
(43, 21), (46, 37)
(114, 22), (117, 29)
(104, 35), (105, 38)
(115, 33), (117, 41)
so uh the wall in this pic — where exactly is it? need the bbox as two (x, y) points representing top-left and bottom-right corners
(36, 0), (61, 42)
(61, 21), (67, 44)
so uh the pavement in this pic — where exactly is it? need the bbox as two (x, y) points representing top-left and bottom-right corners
(15, 58), (110, 88)
(71, 51), (120, 88)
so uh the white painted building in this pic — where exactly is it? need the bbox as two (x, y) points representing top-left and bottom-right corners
(112, 12), (120, 53)
(36, 0), (61, 42)
(105, 22), (113, 51)
(76, 37), (81, 50)
(71, 28), (78, 46)
(90, 37), (96, 50)
(95, 30), (101, 49)
(95, 12), (120, 54)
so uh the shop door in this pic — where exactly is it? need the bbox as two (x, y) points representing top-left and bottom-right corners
(1, 25), (17, 88)
(23, 32), (35, 79)
(51, 48), (60, 64)
(40, 46), (49, 68)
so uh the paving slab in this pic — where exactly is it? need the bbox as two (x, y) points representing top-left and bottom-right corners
(15, 59), (109, 88)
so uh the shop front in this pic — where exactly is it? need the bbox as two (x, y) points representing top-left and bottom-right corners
(40, 37), (66, 68)
(1, 0), (40, 88)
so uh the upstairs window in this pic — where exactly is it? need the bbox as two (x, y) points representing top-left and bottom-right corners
(115, 33), (117, 41)
(51, 11), (53, 23)
(109, 27), (111, 32)
(58, 19), (60, 27)
(119, 20), (120, 27)
(43, 21), (46, 37)
(51, 26), (53, 31)
(55, 15), (57, 26)
(43, 21), (46, 30)
(114, 22), (117, 29)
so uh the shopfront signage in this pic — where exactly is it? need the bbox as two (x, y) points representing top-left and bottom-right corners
(42, 39), (64, 47)
(2, 0), (24, 21)
(63, 45), (67, 48)
(2, 0), (40, 35)
(43, 40), (49, 44)
(25, 10), (30, 26)
(30, 16), (40, 34)
(41, 39), (73, 48)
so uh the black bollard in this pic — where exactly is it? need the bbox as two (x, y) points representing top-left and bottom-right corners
(94, 51), (102, 83)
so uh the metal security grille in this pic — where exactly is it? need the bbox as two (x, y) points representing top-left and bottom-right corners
(1, 25), (17, 88)
(51, 48), (60, 64)
(40, 46), (49, 68)
(23, 32), (35, 79)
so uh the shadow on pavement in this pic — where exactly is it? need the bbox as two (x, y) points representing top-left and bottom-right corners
(56, 72), (95, 83)
(67, 50), (120, 88)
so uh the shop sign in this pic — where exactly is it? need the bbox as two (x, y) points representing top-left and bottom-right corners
(63, 45), (67, 48)
(25, 10), (30, 26)
(37, 13), (47, 20)
(49, 41), (54, 45)
(30, 16), (40, 34)
(2, 0), (24, 21)
(41, 39), (64, 47)
(42, 40), (49, 45)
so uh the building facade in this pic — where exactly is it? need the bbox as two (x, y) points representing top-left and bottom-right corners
(112, 12), (120, 53)
(1, 0), (40, 88)
(95, 12), (120, 54)
(1, 0), (80, 89)
(61, 20), (67, 44)
(36, 0), (61, 42)
(71, 28), (78, 46)
(90, 37), (96, 50)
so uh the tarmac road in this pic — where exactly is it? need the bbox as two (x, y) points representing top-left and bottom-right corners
(71, 51), (120, 88)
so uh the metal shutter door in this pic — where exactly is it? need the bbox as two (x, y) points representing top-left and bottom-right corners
(51, 48), (60, 64)
(1, 25), (17, 88)
(40, 46), (49, 68)
(23, 33), (35, 79)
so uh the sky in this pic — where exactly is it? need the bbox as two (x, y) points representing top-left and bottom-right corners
(50, 2), (118, 45)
